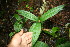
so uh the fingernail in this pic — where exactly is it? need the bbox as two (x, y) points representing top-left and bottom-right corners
(21, 29), (23, 31)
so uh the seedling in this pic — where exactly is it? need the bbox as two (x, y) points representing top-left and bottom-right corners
(43, 27), (60, 37)
(13, 5), (65, 47)
(26, 4), (29, 8)
(25, 4), (34, 12)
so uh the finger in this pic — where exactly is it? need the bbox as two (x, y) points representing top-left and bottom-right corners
(17, 29), (24, 36)
(21, 33), (27, 44)
(21, 32), (32, 47)
(21, 33), (28, 47)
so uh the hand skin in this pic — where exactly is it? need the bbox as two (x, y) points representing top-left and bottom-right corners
(8, 29), (32, 47)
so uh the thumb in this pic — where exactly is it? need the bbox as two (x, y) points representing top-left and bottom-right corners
(17, 29), (24, 36)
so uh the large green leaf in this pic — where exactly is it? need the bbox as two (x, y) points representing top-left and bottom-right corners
(34, 41), (49, 47)
(40, 5), (65, 22)
(16, 10), (38, 22)
(29, 23), (41, 46)
(14, 21), (23, 32)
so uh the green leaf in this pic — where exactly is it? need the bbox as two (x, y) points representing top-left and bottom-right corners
(43, 27), (59, 37)
(30, 7), (33, 10)
(43, 30), (51, 35)
(57, 42), (70, 47)
(14, 21), (23, 32)
(23, 17), (28, 22)
(29, 23), (41, 46)
(51, 27), (60, 33)
(40, 5), (65, 22)
(14, 14), (22, 21)
(34, 41), (49, 47)
(16, 10), (38, 22)
(44, 30), (56, 37)
(9, 32), (15, 37)
(26, 5), (29, 7)
(50, 27), (59, 37)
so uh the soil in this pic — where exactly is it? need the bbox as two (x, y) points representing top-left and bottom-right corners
(0, 0), (70, 47)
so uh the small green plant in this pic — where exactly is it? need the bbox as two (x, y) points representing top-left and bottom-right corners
(25, 4), (34, 12)
(9, 14), (24, 37)
(12, 5), (65, 47)
(9, 32), (15, 37)
(43, 27), (60, 37)
(29, 7), (34, 12)
(26, 4), (29, 8)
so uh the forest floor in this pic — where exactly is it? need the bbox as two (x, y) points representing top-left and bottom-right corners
(0, 0), (70, 47)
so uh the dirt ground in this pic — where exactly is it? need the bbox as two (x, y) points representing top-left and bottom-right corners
(0, 0), (70, 47)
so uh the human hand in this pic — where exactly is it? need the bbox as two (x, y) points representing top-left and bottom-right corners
(8, 29), (32, 47)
